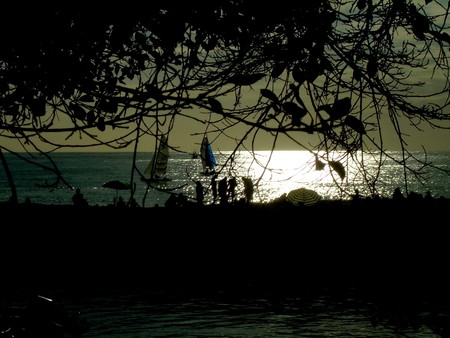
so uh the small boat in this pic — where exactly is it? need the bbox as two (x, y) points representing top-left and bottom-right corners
(200, 135), (217, 175)
(141, 135), (172, 183)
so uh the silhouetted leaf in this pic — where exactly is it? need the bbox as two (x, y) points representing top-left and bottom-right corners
(425, 0), (433, 4)
(317, 104), (332, 116)
(71, 104), (86, 120)
(411, 25), (426, 40)
(320, 97), (352, 121)
(282, 101), (307, 126)
(440, 32), (450, 43)
(315, 155), (326, 170)
(208, 97), (223, 114)
(86, 111), (96, 125)
(100, 100), (118, 114)
(320, 117), (330, 131)
(260, 89), (279, 105)
(229, 73), (265, 86)
(271, 63), (285, 78)
(353, 68), (361, 82)
(282, 102), (307, 117)
(145, 84), (163, 101)
(345, 115), (366, 134)
(189, 52), (200, 67)
(79, 95), (94, 102)
(290, 83), (306, 108)
(320, 57), (333, 72)
(357, 0), (367, 10)
(97, 117), (106, 131)
(201, 35), (217, 51)
(333, 97), (352, 117)
(4, 104), (19, 116)
(430, 31), (450, 44)
(134, 32), (147, 46)
(410, 7), (429, 40)
(329, 160), (346, 180)
(305, 62), (322, 82)
(292, 65), (306, 85)
(30, 98), (46, 117)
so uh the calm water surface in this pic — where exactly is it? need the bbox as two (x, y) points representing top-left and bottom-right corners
(1, 151), (449, 206)
(29, 288), (441, 337)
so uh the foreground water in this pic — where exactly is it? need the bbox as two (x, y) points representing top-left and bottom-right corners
(8, 285), (445, 337)
(68, 292), (444, 337)
(1, 150), (449, 206)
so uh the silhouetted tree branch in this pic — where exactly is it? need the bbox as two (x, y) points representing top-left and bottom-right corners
(1, 1), (449, 203)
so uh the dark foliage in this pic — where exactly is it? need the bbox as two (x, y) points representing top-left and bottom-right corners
(1, 1), (449, 202)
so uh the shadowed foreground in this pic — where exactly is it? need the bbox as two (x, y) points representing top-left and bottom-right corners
(2, 198), (450, 336)
(2, 198), (449, 294)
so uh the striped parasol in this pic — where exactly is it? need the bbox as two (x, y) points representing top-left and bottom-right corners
(286, 187), (322, 206)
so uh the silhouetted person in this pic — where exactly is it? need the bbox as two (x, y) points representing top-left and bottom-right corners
(165, 193), (190, 207)
(392, 187), (404, 200)
(178, 193), (188, 206)
(72, 188), (88, 207)
(165, 193), (178, 207)
(218, 177), (228, 204)
(228, 176), (237, 202)
(211, 174), (218, 204)
(425, 190), (433, 200)
(242, 177), (254, 203)
(195, 180), (204, 205)
(116, 196), (126, 207)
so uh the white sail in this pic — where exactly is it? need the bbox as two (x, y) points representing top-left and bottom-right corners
(145, 135), (169, 179)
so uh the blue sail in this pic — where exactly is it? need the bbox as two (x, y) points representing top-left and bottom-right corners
(200, 136), (217, 174)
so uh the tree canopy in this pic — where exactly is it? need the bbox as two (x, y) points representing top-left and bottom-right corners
(1, 0), (450, 203)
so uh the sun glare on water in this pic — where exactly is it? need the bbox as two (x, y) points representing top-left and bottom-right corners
(227, 150), (343, 202)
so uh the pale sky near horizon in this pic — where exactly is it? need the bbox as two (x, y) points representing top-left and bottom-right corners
(3, 101), (449, 153)
(2, 71), (449, 153)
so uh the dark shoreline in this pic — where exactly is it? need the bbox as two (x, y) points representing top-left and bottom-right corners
(2, 197), (449, 290)
(2, 198), (450, 336)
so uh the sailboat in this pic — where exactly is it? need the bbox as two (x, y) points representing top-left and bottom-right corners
(141, 135), (171, 183)
(199, 135), (217, 175)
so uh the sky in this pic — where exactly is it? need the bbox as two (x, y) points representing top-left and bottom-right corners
(2, 74), (449, 154)
(3, 92), (448, 154)
(1, 0), (449, 154)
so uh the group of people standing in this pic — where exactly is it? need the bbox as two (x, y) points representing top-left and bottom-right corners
(72, 174), (255, 208)
(194, 174), (253, 205)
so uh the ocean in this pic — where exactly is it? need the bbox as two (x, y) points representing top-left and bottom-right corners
(28, 287), (443, 338)
(1, 150), (449, 206)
